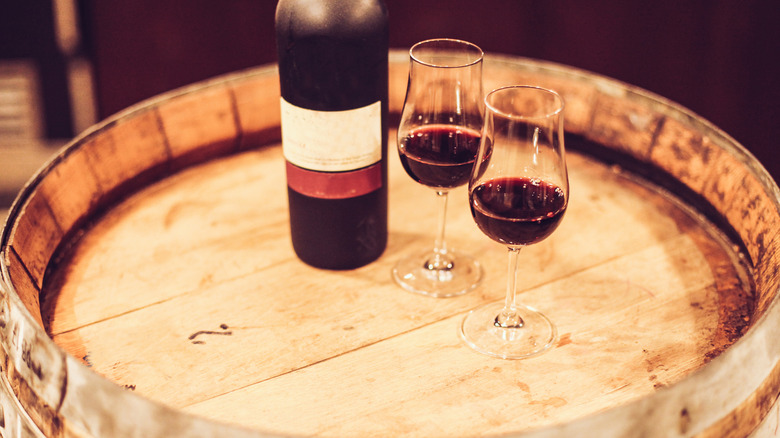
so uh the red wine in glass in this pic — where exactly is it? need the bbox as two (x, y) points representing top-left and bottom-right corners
(470, 176), (567, 246)
(399, 124), (481, 189)
(392, 38), (485, 298)
(461, 85), (567, 359)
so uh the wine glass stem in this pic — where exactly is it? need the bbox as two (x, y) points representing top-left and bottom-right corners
(424, 190), (452, 271)
(496, 247), (524, 328)
(434, 190), (449, 256)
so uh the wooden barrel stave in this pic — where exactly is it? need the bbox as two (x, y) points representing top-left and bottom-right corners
(0, 52), (776, 437)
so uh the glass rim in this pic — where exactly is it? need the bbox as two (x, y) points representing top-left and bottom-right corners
(409, 38), (484, 68)
(485, 85), (565, 120)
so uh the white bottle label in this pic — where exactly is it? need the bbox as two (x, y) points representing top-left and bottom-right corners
(280, 98), (382, 172)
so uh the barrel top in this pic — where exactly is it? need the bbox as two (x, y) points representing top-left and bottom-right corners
(0, 51), (778, 438)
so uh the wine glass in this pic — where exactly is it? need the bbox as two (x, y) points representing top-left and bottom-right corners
(460, 85), (568, 359)
(393, 38), (484, 298)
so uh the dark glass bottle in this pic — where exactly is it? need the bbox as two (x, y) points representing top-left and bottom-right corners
(275, 0), (389, 269)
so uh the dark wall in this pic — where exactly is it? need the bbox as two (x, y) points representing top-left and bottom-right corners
(0, 1), (73, 138)
(77, 0), (779, 180)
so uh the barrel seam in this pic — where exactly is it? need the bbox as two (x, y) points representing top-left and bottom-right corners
(227, 84), (244, 153)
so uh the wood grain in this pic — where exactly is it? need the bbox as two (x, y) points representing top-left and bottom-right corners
(1, 54), (776, 437)
(41, 141), (751, 436)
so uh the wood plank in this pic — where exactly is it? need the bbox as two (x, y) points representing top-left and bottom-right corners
(42, 145), (289, 334)
(80, 109), (171, 197)
(182, 233), (718, 437)
(230, 71), (281, 150)
(156, 85), (239, 168)
(8, 189), (62, 291)
(37, 145), (101, 241)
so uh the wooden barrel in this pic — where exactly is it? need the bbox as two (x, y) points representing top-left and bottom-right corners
(1, 51), (779, 438)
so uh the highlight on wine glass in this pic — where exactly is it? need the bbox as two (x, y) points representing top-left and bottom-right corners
(461, 85), (568, 359)
(393, 38), (485, 298)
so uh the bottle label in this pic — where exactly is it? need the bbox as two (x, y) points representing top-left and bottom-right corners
(281, 98), (383, 199)
(281, 98), (382, 171)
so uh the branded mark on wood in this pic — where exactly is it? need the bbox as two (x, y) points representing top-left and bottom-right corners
(189, 323), (232, 344)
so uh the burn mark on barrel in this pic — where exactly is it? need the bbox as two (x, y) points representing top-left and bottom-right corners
(643, 347), (680, 390)
(21, 340), (43, 380)
(189, 323), (232, 344)
(679, 407), (691, 434)
(55, 353), (68, 414)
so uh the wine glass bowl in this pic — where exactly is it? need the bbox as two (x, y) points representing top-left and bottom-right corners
(461, 85), (568, 359)
(393, 38), (485, 298)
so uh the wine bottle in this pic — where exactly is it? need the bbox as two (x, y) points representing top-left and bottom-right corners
(275, 0), (389, 269)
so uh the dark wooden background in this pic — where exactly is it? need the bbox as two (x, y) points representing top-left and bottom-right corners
(4, 0), (779, 181)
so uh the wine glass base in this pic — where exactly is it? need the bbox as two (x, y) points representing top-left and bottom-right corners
(460, 302), (556, 359)
(392, 248), (482, 298)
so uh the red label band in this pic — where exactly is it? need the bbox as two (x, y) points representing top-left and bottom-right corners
(286, 161), (383, 199)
